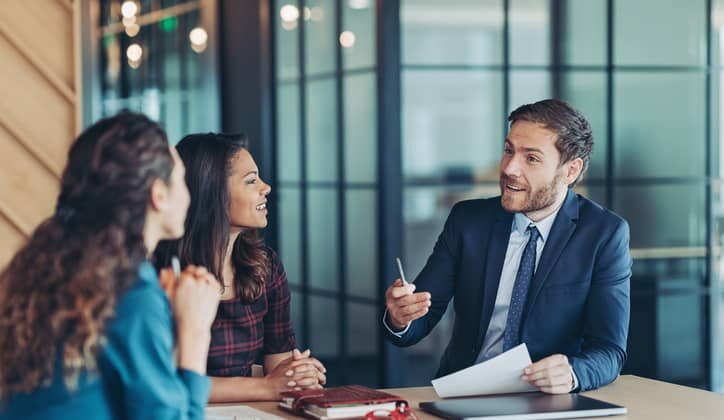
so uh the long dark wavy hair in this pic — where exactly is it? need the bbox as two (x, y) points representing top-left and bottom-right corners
(155, 133), (269, 303)
(0, 112), (173, 398)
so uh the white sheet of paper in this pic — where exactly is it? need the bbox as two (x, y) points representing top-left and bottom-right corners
(431, 343), (538, 398)
(205, 405), (286, 420)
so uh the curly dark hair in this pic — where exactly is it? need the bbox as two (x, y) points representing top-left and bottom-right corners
(155, 133), (269, 303)
(0, 112), (173, 398)
(508, 98), (594, 186)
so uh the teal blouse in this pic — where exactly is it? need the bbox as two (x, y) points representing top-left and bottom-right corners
(0, 261), (210, 419)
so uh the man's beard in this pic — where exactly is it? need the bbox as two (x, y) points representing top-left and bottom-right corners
(500, 172), (563, 214)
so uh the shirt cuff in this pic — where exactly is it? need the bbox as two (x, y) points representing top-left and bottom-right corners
(178, 368), (211, 408)
(569, 364), (579, 392)
(382, 309), (411, 337)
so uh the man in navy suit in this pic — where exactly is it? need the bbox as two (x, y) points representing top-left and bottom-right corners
(384, 99), (631, 393)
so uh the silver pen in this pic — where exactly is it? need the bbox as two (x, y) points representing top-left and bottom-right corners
(395, 257), (410, 285)
(171, 256), (181, 280)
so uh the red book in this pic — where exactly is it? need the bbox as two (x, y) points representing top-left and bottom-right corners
(280, 385), (408, 419)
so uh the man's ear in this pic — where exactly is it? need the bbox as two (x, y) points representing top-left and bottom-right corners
(565, 158), (584, 185)
(149, 178), (169, 211)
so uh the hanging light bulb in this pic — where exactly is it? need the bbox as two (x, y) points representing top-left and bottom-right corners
(189, 27), (208, 45)
(339, 31), (356, 48)
(126, 43), (143, 61)
(189, 27), (208, 53)
(121, 1), (138, 18)
(125, 23), (140, 37)
(280, 4), (300, 22)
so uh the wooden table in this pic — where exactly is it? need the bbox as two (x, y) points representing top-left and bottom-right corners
(210, 375), (724, 419)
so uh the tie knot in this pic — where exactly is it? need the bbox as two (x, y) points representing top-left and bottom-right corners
(527, 225), (541, 241)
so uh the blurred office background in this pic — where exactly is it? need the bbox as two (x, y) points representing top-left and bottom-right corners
(1, 0), (724, 393)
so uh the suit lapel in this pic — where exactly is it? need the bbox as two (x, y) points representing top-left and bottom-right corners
(477, 205), (513, 350)
(524, 190), (579, 322)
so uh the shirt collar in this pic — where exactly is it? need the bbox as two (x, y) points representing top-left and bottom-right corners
(137, 260), (158, 284)
(512, 203), (563, 243)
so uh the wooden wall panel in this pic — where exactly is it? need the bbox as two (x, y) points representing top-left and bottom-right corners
(0, 1), (74, 87)
(0, 124), (60, 233)
(0, 0), (79, 269)
(0, 35), (73, 174)
(0, 213), (27, 269)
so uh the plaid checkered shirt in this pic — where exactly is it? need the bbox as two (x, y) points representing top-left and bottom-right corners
(206, 248), (297, 377)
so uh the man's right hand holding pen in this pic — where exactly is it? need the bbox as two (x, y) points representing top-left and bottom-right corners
(384, 278), (432, 331)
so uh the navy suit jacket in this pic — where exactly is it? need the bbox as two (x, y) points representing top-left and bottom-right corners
(385, 190), (631, 391)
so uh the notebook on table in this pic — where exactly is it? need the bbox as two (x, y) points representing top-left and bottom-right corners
(420, 393), (626, 420)
(280, 385), (408, 420)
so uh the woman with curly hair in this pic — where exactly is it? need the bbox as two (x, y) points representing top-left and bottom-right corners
(155, 133), (326, 402)
(0, 112), (220, 419)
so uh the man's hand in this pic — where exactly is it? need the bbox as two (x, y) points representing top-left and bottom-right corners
(522, 354), (574, 394)
(385, 278), (431, 330)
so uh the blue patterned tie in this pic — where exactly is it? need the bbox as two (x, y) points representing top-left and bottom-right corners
(503, 225), (541, 351)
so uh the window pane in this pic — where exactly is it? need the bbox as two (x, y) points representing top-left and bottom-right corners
(712, 180), (724, 287)
(510, 0), (550, 66)
(304, 0), (336, 75)
(560, 71), (607, 180)
(627, 259), (708, 388)
(561, 0), (606, 65)
(614, 0), (706, 66)
(574, 184), (605, 207)
(346, 189), (377, 298)
(310, 295), (339, 358)
(632, 258), (706, 290)
(344, 72), (377, 183)
(278, 187), (302, 286)
(346, 302), (380, 387)
(277, 83), (301, 182)
(291, 290), (305, 349)
(713, 1), (724, 68)
(509, 70), (552, 113)
(306, 78), (338, 182)
(614, 184), (705, 249)
(614, 72), (706, 178)
(308, 187), (339, 291)
(628, 291), (707, 388)
(342, 0), (375, 70)
(347, 302), (378, 356)
(714, 292), (724, 392)
(99, 6), (218, 138)
(401, 0), (503, 65)
(403, 70), (503, 182)
(714, 71), (724, 179)
(275, 0), (300, 80)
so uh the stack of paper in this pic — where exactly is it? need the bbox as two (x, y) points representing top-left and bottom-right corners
(205, 405), (286, 420)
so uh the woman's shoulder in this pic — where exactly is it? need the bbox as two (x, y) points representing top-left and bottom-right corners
(111, 261), (171, 328)
(260, 246), (289, 286)
(100, 261), (173, 371)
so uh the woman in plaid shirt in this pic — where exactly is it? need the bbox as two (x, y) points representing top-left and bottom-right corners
(156, 133), (327, 402)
